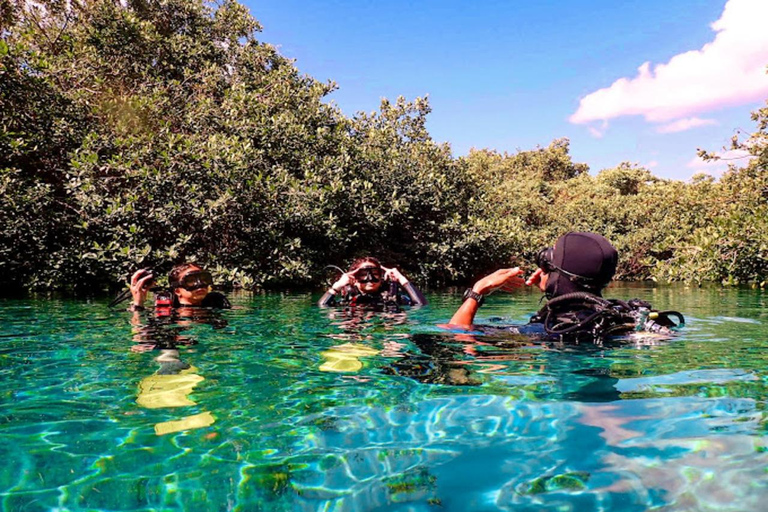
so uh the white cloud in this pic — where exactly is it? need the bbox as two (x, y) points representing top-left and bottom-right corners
(646, 160), (659, 169)
(686, 149), (752, 176)
(656, 117), (718, 133)
(570, 0), (768, 126)
(586, 120), (609, 138)
(588, 126), (605, 138)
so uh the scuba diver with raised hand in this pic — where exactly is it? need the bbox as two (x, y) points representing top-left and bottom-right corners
(128, 263), (231, 311)
(450, 232), (683, 340)
(316, 257), (426, 374)
(122, 263), (230, 435)
(319, 257), (427, 308)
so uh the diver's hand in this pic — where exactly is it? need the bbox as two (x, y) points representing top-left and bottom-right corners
(382, 266), (408, 285)
(471, 267), (525, 296)
(526, 268), (544, 287)
(330, 272), (354, 293)
(130, 269), (154, 306)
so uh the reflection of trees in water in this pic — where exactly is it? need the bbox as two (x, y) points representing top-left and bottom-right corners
(321, 308), (546, 385)
(324, 306), (409, 332)
(385, 329), (682, 402)
(131, 308), (228, 351)
(383, 331), (585, 388)
(320, 306), (630, 390)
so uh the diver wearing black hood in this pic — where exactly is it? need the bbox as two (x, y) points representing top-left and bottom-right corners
(538, 232), (618, 299)
(450, 232), (683, 340)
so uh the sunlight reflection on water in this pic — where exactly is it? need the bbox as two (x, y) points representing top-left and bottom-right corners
(1, 285), (768, 511)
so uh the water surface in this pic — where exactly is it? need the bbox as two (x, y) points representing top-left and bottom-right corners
(1, 284), (767, 511)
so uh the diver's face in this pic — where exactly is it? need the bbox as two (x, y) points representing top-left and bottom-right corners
(174, 267), (211, 306)
(353, 265), (383, 294)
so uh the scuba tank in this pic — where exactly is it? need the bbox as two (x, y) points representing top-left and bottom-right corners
(625, 299), (686, 334)
(532, 292), (685, 340)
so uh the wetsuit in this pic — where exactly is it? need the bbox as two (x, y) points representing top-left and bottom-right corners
(530, 233), (682, 340)
(172, 291), (231, 309)
(318, 282), (427, 308)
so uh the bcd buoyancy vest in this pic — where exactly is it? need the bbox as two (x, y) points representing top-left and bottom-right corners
(345, 280), (406, 309)
(530, 292), (684, 340)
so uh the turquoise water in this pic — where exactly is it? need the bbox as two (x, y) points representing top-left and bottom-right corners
(2, 284), (768, 511)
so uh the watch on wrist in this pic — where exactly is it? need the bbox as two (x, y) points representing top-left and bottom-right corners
(462, 288), (485, 307)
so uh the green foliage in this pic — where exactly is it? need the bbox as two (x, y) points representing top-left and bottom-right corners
(596, 162), (657, 195)
(0, 0), (489, 290)
(654, 162), (768, 285)
(1, 0), (767, 291)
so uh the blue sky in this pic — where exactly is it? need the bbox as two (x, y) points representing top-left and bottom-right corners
(243, 0), (767, 180)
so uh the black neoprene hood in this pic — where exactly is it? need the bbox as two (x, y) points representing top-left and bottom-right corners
(544, 232), (618, 298)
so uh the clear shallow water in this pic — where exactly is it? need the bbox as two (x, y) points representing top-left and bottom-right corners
(1, 284), (768, 511)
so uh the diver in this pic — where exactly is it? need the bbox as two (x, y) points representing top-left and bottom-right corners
(449, 232), (683, 340)
(318, 257), (427, 308)
(128, 262), (231, 311)
(125, 263), (229, 435)
(126, 262), (230, 359)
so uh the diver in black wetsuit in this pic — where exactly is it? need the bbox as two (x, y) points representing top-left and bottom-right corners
(127, 262), (230, 375)
(127, 266), (228, 435)
(318, 257), (427, 308)
(450, 232), (683, 340)
(128, 262), (231, 311)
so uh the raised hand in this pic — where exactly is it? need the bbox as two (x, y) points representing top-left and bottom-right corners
(130, 269), (154, 306)
(472, 267), (525, 295)
(525, 268), (546, 290)
(331, 271), (355, 292)
(381, 266), (408, 285)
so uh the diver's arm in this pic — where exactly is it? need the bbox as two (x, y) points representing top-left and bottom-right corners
(449, 268), (524, 327)
(383, 267), (427, 306)
(402, 282), (428, 306)
(318, 272), (354, 307)
(449, 295), (482, 327)
(318, 289), (338, 307)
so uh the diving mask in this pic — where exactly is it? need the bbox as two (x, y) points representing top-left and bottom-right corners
(353, 267), (383, 283)
(172, 270), (213, 291)
(536, 246), (598, 285)
(536, 247), (555, 273)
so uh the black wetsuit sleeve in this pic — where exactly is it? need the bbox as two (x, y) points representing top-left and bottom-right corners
(318, 290), (339, 307)
(402, 282), (427, 306)
(202, 292), (231, 309)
